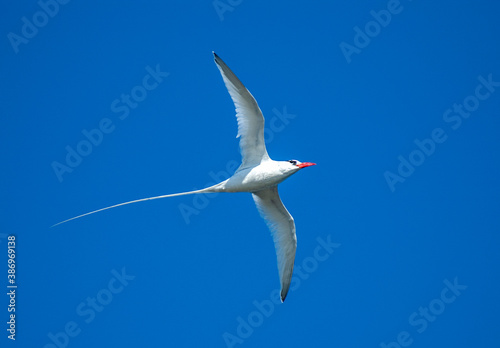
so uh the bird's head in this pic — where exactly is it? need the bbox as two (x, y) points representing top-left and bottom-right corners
(285, 159), (316, 172)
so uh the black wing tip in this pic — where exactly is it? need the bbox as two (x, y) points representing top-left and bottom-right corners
(280, 290), (288, 303)
(213, 51), (219, 59)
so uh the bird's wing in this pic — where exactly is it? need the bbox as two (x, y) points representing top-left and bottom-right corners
(213, 52), (270, 168)
(252, 186), (296, 302)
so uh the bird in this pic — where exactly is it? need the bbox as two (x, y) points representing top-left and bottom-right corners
(53, 52), (316, 302)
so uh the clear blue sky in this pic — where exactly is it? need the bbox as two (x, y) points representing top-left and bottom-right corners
(1, 0), (499, 347)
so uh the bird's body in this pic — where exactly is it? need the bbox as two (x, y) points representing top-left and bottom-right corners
(218, 160), (299, 193)
(54, 53), (316, 302)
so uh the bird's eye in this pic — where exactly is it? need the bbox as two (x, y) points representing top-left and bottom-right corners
(289, 160), (297, 165)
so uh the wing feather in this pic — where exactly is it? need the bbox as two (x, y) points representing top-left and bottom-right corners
(252, 186), (296, 302)
(213, 53), (270, 167)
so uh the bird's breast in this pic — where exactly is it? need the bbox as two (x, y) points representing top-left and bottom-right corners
(222, 164), (291, 193)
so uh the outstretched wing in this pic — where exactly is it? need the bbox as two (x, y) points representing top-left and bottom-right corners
(252, 186), (296, 302)
(213, 52), (270, 168)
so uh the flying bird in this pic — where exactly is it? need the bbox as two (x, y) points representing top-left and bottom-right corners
(53, 52), (316, 302)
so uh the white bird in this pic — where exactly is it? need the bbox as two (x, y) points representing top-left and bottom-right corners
(53, 52), (316, 302)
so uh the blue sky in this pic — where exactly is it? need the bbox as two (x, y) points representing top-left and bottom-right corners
(1, 0), (499, 347)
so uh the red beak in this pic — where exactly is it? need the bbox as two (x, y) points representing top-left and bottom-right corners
(297, 162), (316, 168)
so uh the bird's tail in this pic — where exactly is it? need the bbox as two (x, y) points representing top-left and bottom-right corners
(51, 181), (227, 227)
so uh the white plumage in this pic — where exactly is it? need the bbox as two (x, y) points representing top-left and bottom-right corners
(53, 52), (316, 302)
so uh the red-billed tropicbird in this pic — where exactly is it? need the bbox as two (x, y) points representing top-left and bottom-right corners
(53, 52), (316, 302)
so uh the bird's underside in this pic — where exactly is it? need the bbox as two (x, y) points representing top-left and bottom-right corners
(53, 52), (316, 302)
